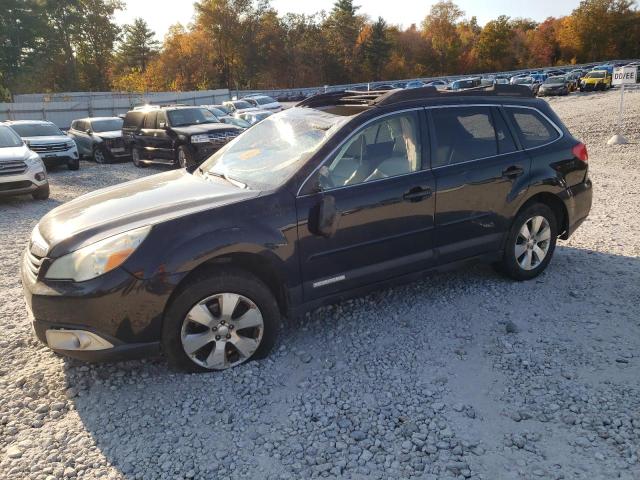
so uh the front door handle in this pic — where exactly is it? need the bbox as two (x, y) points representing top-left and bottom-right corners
(502, 166), (524, 179)
(403, 186), (432, 203)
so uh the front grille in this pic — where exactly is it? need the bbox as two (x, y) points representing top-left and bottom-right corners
(29, 143), (72, 153)
(23, 249), (44, 283)
(105, 138), (124, 149)
(0, 161), (27, 176)
(207, 131), (239, 146)
(0, 180), (32, 192)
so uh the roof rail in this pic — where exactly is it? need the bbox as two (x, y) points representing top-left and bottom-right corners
(297, 84), (534, 109)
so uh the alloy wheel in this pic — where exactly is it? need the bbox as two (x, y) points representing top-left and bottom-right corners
(515, 216), (551, 271)
(178, 149), (187, 168)
(180, 293), (264, 370)
(94, 148), (105, 164)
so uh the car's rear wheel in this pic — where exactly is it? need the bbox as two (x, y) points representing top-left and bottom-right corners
(499, 203), (557, 281)
(93, 146), (107, 164)
(131, 147), (146, 168)
(32, 183), (50, 200)
(162, 268), (280, 372)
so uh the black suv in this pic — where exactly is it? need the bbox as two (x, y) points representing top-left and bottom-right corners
(22, 86), (592, 372)
(122, 106), (242, 168)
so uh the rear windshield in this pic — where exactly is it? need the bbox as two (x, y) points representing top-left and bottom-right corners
(124, 112), (145, 128)
(10, 123), (62, 137)
(0, 126), (23, 147)
(255, 97), (276, 106)
(91, 118), (123, 132)
(232, 101), (253, 109)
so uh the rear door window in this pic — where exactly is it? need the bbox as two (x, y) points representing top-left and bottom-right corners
(124, 112), (145, 129)
(143, 111), (158, 129)
(504, 107), (560, 149)
(430, 107), (498, 167)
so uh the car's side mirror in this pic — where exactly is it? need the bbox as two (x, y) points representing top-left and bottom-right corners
(86, 129), (93, 135)
(308, 195), (338, 238)
(158, 122), (166, 129)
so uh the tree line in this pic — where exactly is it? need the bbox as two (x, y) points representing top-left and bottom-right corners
(1, 0), (639, 99)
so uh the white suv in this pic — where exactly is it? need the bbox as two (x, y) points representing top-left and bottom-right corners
(242, 95), (283, 112)
(6, 120), (79, 171)
(0, 125), (49, 200)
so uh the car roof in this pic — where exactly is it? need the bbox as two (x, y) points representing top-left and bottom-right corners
(4, 120), (55, 125)
(76, 117), (122, 121)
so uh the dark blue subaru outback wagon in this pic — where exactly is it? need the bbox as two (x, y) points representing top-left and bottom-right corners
(22, 85), (592, 372)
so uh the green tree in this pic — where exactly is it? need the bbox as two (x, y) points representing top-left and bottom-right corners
(115, 18), (160, 73)
(476, 15), (515, 71)
(324, 0), (364, 83)
(362, 17), (392, 80)
(421, 1), (464, 74)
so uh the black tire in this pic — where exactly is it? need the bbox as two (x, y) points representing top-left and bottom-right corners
(499, 203), (558, 281)
(131, 147), (146, 168)
(67, 158), (80, 171)
(162, 267), (281, 373)
(177, 145), (195, 168)
(32, 183), (50, 200)
(93, 146), (107, 164)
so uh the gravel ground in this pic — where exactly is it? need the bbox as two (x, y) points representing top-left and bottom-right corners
(1, 90), (639, 480)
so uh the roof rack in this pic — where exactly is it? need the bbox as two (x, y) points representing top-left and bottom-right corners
(297, 84), (534, 109)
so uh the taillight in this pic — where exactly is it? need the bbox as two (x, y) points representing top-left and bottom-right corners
(572, 142), (588, 163)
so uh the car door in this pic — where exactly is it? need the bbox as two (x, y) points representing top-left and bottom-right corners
(295, 109), (436, 301)
(70, 120), (89, 155)
(139, 111), (166, 162)
(428, 105), (530, 264)
(154, 111), (174, 161)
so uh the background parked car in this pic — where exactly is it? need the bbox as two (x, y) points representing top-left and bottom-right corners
(122, 105), (242, 168)
(68, 117), (127, 164)
(512, 76), (542, 95)
(405, 80), (426, 89)
(580, 70), (612, 91)
(242, 95), (283, 112)
(236, 110), (273, 126)
(449, 77), (481, 90)
(202, 106), (251, 129)
(0, 124), (49, 200)
(222, 100), (261, 115)
(5, 120), (79, 171)
(537, 76), (571, 96)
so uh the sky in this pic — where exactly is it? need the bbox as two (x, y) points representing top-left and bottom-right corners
(115, 0), (580, 40)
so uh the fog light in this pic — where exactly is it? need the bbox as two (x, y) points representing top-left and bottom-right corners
(45, 329), (113, 351)
(35, 172), (46, 181)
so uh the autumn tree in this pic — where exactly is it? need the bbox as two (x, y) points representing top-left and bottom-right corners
(476, 15), (515, 71)
(324, 0), (365, 83)
(422, 1), (464, 74)
(361, 17), (392, 80)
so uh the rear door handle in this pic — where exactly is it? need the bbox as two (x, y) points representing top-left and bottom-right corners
(502, 166), (524, 179)
(403, 186), (432, 202)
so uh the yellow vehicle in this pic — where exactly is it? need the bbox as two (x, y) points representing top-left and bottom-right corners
(580, 70), (612, 92)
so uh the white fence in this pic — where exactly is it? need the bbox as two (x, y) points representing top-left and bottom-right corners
(1, 89), (230, 129)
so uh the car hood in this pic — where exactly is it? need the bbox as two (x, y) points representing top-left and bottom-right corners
(171, 124), (241, 136)
(94, 130), (123, 139)
(0, 145), (32, 162)
(37, 169), (260, 258)
(23, 135), (71, 144)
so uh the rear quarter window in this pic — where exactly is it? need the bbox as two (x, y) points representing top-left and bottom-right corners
(124, 112), (145, 129)
(505, 108), (560, 149)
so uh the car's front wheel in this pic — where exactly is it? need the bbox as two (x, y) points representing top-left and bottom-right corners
(68, 158), (80, 171)
(32, 183), (50, 200)
(499, 203), (558, 281)
(177, 146), (195, 169)
(131, 147), (146, 168)
(162, 268), (280, 372)
(93, 146), (107, 164)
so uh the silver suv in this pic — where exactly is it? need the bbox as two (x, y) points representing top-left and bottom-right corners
(0, 125), (49, 200)
(5, 120), (79, 171)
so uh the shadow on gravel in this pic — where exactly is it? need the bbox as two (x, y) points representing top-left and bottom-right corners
(63, 244), (640, 479)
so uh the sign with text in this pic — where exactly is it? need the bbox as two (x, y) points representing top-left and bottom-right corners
(612, 66), (637, 85)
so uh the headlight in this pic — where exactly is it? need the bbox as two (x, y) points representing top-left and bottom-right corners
(45, 226), (151, 282)
(191, 134), (210, 144)
(25, 153), (44, 170)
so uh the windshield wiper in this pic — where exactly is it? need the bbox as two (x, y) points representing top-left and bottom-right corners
(204, 171), (247, 189)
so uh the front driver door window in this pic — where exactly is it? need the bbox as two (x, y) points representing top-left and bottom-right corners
(321, 113), (421, 190)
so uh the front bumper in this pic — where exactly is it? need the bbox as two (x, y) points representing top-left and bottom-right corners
(37, 148), (79, 167)
(22, 259), (175, 362)
(0, 165), (48, 197)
